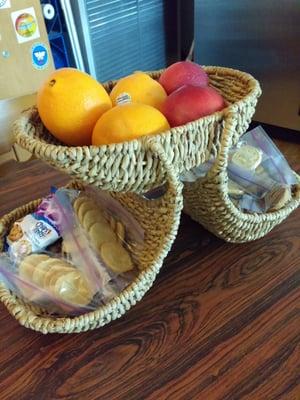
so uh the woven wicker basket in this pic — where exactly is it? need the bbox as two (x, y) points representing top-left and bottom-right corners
(183, 110), (300, 243)
(0, 140), (183, 333)
(13, 67), (261, 193)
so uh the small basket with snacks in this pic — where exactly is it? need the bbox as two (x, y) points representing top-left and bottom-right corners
(0, 140), (183, 333)
(182, 110), (300, 242)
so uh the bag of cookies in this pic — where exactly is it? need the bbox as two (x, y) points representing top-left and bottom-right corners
(181, 126), (298, 213)
(0, 252), (98, 314)
(0, 186), (143, 315)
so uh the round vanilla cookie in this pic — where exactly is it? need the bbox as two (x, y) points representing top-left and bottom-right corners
(109, 215), (116, 231)
(89, 221), (117, 250)
(74, 272), (93, 299)
(116, 221), (126, 242)
(232, 144), (262, 170)
(18, 254), (49, 300)
(77, 199), (98, 224)
(228, 180), (244, 197)
(32, 261), (55, 287)
(267, 186), (292, 211)
(73, 196), (89, 214)
(42, 260), (74, 288)
(100, 240), (133, 273)
(43, 261), (74, 287)
(53, 271), (92, 305)
(47, 265), (76, 289)
(51, 269), (79, 294)
(19, 254), (49, 281)
(82, 209), (107, 231)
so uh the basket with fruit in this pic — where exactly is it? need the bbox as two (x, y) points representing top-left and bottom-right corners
(13, 62), (261, 193)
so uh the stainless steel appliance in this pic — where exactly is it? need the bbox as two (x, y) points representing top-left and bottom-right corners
(194, 0), (300, 131)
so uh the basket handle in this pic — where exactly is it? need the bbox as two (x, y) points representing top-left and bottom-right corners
(142, 136), (183, 207)
(210, 107), (238, 176)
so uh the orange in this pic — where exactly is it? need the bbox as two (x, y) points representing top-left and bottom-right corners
(37, 68), (112, 146)
(92, 103), (170, 145)
(110, 72), (167, 110)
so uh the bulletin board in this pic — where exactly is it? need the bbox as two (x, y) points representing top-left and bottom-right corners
(0, 0), (54, 100)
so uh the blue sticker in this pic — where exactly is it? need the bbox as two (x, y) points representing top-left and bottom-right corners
(31, 42), (48, 70)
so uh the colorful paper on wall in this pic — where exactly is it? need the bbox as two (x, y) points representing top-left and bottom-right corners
(11, 7), (40, 44)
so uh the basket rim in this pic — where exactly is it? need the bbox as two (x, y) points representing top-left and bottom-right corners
(184, 172), (300, 226)
(224, 183), (300, 222)
(14, 106), (225, 151)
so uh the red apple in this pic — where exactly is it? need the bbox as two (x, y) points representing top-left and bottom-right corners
(159, 61), (209, 94)
(161, 85), (225, 127)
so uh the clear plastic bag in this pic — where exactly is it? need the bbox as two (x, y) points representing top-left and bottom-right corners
(235, 126), (297, 186)
(227, 126), (297, 199)
(181, 126), (298, 213)
(0, 186), (144, 315)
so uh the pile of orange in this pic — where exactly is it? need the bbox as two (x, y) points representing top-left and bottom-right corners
(37, 68), (169, 146)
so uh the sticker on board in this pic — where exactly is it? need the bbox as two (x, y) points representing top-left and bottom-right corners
(31, 42), (49, 70)
(0, 0), (11, 9)
(11, 7), (40, 44)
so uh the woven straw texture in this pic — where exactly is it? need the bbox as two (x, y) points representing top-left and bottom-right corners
(13, 67), (261, 193)
(0, 140), (183, 334)
(183, 110), (300, 243)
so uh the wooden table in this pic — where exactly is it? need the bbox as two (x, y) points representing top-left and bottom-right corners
(0, 141), (299, 400)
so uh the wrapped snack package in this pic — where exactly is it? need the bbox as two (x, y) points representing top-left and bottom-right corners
(0, 187), (144, 315)
(181, 126), (298, 213)
(6, 192), (60, 259)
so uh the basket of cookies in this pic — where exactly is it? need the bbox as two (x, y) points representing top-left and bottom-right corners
(13, 62), (261, 193)
(182, 111), (300, 243)
(0, 140), (182, 333)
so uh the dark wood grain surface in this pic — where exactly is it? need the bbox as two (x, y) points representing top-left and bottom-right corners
(0, 141), (299, 400)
